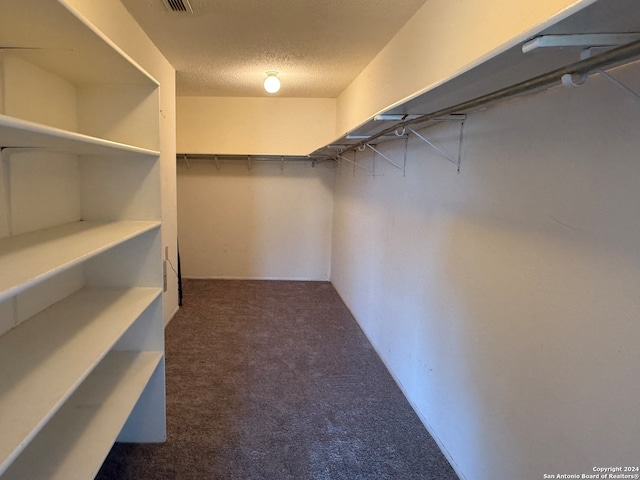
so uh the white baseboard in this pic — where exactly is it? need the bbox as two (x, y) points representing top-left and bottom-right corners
(330, 285), (467, 480)
(164, 305), (180, 327)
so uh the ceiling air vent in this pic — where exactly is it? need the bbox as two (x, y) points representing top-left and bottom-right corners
(162, 0), (193, 13)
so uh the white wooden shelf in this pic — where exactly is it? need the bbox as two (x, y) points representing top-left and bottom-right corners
(0, 220), (161, 302)
(0, 287), (162, 475)
(0, 1), (166, 476)
(0, 115), (160, 159)
(0, 0), (158, 88)
(0, 351), (163, 480)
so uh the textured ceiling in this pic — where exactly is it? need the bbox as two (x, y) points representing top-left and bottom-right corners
(119, 0), (427, 97)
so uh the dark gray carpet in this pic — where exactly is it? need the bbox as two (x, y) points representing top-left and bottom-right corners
(97, 279), (458, 479)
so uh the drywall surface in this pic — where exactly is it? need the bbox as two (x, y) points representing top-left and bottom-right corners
(335, 0), (596, 136)
(3, 56), (77, 131)
(331, 63), (640, 479)
(177, 96), (336, 155)
(177, 160), (333, 281)
(64, 0), (179, 324)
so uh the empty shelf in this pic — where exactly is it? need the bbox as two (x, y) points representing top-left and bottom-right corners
(0, 115), (160, 159)
(0, 220), (160, 302)
(0, 286), (161, 474)
(1, 351), (163, 480)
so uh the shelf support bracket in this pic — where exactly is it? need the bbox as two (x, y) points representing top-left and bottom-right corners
(365, 143), (404, 173)
(182, 154), (190, 170)
(409, 118), (465, 173)
(560, 47), (640, 101)
(524, 34), (640, 101)
(336, 153), (374, 175)
(214, 155), (220, 171)
(522, 33), (640, 54)
(595, 68), (640, 101)
(402, 137), (408, 177)
(456, 118), (465, 174)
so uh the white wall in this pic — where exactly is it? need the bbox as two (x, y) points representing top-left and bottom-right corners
(331, 62), (640, 480)
(177, 159), (333, 281)
(172, 1), (600, 288)
(177, 96), (336, 155)
(176, 97), (336, 281)
(66, 0), (178, 323)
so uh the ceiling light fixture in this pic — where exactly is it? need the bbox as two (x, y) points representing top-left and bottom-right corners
(264, 71), (281, 94)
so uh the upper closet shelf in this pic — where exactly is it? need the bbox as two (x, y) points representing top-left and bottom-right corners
(0, 220), (161, 302)
(0, 115), (160, 159)
(311, 0), (640, 159)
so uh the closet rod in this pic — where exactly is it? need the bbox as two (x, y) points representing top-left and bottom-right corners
(340, 38), (640, 156)
(177, 153), (313, 162)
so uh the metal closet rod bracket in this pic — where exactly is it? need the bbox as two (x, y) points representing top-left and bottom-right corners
(335, 153), (375, 175)
(580, 48), (640, 101)
(339, 39), (640, 158)
(523, 33), (640, 100)
(407, 114), (466, 173)
(593, 68), (640, 101)
(522, 33), (640, 54)
(343, 114), (466, 174)
(365, 143), (404, 173)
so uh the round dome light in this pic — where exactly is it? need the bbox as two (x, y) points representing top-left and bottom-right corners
(264, 72), (281, 94)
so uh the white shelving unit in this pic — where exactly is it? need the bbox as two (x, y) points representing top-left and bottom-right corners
(0, 0), (166, 478)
